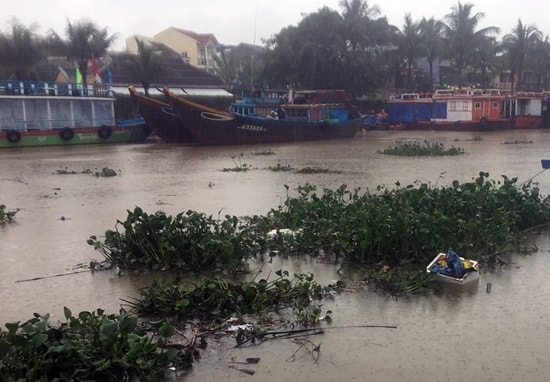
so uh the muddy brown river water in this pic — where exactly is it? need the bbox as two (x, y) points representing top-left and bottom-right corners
(2, 129), (550, 381)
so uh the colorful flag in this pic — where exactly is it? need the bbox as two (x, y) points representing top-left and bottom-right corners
(75, 67), (82, 84)
(91, 55), (98, 77)
(106, 66), (113, 85)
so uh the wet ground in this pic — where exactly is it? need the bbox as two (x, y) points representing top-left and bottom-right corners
(2, 129), (550, 381)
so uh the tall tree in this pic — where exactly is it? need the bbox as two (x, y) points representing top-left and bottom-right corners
(339, 0), (393, 96)
(49, 19), (116, 83)
(396, 13), (426, 91)
(0, 22), (46, 80)
(470, 36), (501, 88)
(262, 7), (346, 90)
(127, 38), (165, 95)
(340, 0), (380, 50)
(502, 19), (542, 91)
(529, 36), (550, 91)
(443, 2), (499, 86)
(420, 17), (445, 88)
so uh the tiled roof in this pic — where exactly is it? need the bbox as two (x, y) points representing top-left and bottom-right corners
(171, 28), (218, 45)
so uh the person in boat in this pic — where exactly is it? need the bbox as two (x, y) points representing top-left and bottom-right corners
(276, 106), (286, 120)
(267, 110), (278, 119)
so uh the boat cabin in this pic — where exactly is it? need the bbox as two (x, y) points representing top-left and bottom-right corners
(0, 80), (116, 131)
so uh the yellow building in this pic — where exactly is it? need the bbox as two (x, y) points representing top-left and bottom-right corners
(126, 28), (219, 74)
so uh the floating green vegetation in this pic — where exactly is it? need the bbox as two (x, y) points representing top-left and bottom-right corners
(252, 148), (276, 156)
(268, 164), (341, 174)
(87, 207), (257, 272)
(264, 173), (550, 266)
(365, 266), (438, 296)
(89, 172), (550, 277)
(223, 154), (252, 172)
(296, 167), (334, 174)
(269, 163), (294, 172)
(466, 135), (484, 141)
(379, 140), (464, 156)
(0, 307), (197, 380)
(53, 167), (118, 177)
(503, 140), (533, 144)
(128, 270), (338, 327)
(0, 204), (18, 223)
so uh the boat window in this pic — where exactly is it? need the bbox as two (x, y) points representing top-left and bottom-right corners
(450, 101), (456, 111)
(463, 101), (468, 111)
(493, 102), (498, 109)
(475, 102), (481, 109)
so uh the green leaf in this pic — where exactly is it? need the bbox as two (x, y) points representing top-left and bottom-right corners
(158, 322), (175, 338)
(64, 306), (72, 320)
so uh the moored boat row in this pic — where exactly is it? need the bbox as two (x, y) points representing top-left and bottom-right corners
(130, 86), (365, 146)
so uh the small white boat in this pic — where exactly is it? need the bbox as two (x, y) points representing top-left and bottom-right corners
(427, 251), (480, 285)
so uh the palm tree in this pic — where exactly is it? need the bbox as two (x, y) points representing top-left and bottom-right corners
(420, 17), (445, 88)
(0, 22), (46, 80)
(502, 19), (542, 91)
(339, 0), (380, 50)
(529, 36), (550, 90)
(443, 1), (499, 86)
(50, 19), (116, 83)
(127, 37), (165, 95)
(397, 13), (426, 91)
(470, 36), (501, 88)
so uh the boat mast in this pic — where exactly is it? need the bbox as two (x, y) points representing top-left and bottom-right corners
(250, 0), (257, 97)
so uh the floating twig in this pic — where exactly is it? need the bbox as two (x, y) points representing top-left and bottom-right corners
(228, 365), (255, 375)
(234, 325), (397, 348)
(15, 269), (91, 283)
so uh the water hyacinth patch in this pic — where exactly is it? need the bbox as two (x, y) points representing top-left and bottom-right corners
(0, 204), (18, 223)
(87, 207), (259, 272)
(0, 307), (196, 380)
(89, 172), (550, 276)
(378, 139), (464, 156)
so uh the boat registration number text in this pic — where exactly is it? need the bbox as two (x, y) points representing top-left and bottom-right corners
(237, 124), (267, 132)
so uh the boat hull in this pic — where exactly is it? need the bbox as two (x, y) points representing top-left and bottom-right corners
(0, 122), (150, 148)
(128, 86), (196, 143)
(164, 87), (364, 146)
(0, 80), (151, 148)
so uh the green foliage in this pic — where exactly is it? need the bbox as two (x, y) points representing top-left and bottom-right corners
(88, 173), (550, 278)
(378, 140), (465, 156)
(133, 270), (338, 326)
(53, 167), (118, 177)
(0, 308), (195, 380)
(266, 172), (550, 265)
(88, 207), (258, 272)
(0, 204), (18, 223)
(222, 154), (252, 172)
(365, 266), (439, 295)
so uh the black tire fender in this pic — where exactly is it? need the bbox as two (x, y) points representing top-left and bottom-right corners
(6, 130), (21, 143)
(59, 127), (74, 141)
(98, 125), (112, 139)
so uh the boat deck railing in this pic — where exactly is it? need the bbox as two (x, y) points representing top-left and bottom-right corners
(0, 80), (114, 98)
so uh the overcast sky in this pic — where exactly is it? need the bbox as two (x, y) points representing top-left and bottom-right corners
(0, 0), (548, 51)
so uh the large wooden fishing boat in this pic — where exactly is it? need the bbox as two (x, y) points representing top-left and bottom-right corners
(128, 86), (196, 143)
(163, 87), (364, 145)
(0, 80), (150, 148)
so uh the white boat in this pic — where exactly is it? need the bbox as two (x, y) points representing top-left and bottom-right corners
(426, 251), (480, 285)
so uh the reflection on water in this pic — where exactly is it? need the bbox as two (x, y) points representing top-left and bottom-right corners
(2, 130), (550, 381)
